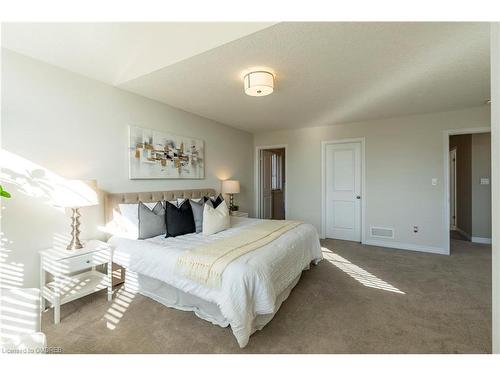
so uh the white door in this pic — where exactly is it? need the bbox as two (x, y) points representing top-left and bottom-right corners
(261, 150), (273, 219)
(325, 142), (362, 241)
(449, 148), (457, 229)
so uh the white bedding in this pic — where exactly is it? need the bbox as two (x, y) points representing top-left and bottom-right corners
(108, 217), (322, 348)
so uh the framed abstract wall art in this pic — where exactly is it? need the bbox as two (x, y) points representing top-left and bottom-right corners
(129, 126), (205, 179)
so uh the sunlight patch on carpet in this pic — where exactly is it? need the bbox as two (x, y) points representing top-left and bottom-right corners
(104, 257), (137, 330)
(322, 247), (405, 294)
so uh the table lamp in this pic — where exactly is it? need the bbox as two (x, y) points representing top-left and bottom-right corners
(54, 179), (99, 250)
(222, 180), (240, 212)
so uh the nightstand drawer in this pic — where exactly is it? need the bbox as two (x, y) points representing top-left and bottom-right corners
(64, 250), (109, 272)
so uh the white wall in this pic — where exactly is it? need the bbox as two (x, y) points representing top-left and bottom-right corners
(449, 134), (472, 237)
(254, 106), (490, 254)
(471, 133), (492, 239)
(490, 21), (500, 355)
(0, 49), (254, 288)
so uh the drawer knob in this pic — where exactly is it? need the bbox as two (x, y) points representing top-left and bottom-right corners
(86, 260), (90, 264)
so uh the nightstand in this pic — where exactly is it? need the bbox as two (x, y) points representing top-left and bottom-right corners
(39, 240), (112, 324)
(231, 211), (249, 218)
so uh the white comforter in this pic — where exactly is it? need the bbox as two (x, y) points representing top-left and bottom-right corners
(108, 217), (322, 347)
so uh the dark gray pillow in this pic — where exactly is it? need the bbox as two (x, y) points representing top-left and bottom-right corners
(138, 201), (166, 239)
(165, 199), (195, 237)
(190, 198), (213, 233)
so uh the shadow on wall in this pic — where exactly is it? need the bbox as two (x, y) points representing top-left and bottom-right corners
(0, 287), (42, 343)
(0, 149), (102, 290)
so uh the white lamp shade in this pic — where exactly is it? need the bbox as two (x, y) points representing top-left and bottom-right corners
(53, 179), (99, 208)
(244, 71), (274, 97)
(222, 180), (240, 194)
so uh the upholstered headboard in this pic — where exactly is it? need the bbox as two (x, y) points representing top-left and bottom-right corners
(104, 188), (216, 224)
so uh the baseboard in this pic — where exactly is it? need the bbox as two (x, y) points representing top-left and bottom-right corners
(471, 236), (492, 244)
(363, 239), (448, 255)
(455, 227), (472, 241)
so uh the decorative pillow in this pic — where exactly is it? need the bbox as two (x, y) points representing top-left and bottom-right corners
(165, 199), (195, 237)
(118, 202), (157, 237)
(207, 194), (224, 208)
(100, 209), (138, 239)
(190, 199), (213, 233)
(203, 200), (230, 236)
(138, 201), (166, 239)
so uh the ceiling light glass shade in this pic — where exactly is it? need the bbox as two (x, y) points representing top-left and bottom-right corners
(244, 71), (274, 97)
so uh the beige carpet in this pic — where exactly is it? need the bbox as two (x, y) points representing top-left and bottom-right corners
(42, 238), (491, 354)
(450, 230), (470, 241)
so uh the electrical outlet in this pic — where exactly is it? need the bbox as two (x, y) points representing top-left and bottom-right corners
(413, 225), (419, 233)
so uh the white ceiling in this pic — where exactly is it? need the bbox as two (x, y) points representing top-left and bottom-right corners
(2, 22), (490, 132)
(2, 22), (275, 85)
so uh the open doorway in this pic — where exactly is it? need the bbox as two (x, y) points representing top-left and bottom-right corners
(448, 131), (492, 250)
(256, 146), (286, 219)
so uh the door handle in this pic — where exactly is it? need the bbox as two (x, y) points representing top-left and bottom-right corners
(356, 196), (361, 199)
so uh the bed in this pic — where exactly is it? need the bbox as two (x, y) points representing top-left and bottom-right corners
(104, 189), (322, 348)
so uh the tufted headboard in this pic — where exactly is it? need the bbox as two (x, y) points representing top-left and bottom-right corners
(104, 188), (216, 224)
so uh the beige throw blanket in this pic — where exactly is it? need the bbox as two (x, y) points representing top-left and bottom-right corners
(177, 220), (302, 288)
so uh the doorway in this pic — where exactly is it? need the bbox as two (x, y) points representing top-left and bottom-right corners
(450, 147), (457, 230)
(256, 146), (286, 220)
(321, 139), (364, 242)
(445, 129), (492, 251)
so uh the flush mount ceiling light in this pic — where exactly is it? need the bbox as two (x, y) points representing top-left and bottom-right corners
(243, 70), (274, 97)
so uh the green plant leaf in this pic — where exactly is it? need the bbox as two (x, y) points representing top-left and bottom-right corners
(0, 185), (11, 198)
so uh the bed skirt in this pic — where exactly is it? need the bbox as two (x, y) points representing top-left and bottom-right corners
(123, 269), (304, 348)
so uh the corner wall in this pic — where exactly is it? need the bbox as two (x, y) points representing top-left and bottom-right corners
(490, 21), (500, 354)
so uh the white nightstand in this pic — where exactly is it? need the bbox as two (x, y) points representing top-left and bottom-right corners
(231, 211), (249, 218)
(39, 240), (112, 324)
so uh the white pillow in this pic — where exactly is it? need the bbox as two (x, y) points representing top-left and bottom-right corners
(99, 209), (139, 239)
(118, 202), (160, 236)
(119, 203), (150, 227)
(202, 200), (230, 236)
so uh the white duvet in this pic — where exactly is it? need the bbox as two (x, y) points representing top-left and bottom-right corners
(108, 217), (322, 347)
